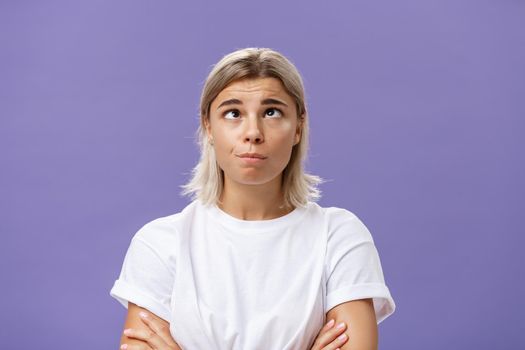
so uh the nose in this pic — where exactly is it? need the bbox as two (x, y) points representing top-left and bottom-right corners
(243, 116), (264, 144)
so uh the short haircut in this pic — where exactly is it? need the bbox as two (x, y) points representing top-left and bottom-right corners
(181, 47), (322, 209)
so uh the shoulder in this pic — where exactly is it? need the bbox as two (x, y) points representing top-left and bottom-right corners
(312, 203), (375, 244)
(132, 200), (199, 246)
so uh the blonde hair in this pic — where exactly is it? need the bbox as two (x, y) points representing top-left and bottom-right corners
(181, 47), (322, 209)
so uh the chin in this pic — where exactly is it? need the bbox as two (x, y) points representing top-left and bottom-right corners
(228, 172), (278, 187)
(236, 177), (273, 186)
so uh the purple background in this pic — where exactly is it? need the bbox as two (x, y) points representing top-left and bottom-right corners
(2, 0), (523, 349)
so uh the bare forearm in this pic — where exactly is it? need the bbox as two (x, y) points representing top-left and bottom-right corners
(326, 299), (378, 350)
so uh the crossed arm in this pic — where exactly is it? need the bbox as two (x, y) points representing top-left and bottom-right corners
(325, 298), (378, 350)
(120, 298), (377, 350)
(120, 303), (182, 350)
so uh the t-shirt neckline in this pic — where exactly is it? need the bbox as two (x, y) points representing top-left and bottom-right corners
(203, 200), (309, 233)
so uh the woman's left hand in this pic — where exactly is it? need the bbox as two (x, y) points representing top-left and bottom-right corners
(121, 311), (182, 350)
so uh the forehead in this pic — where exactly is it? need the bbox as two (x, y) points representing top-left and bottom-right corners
(215, 77), (292, 101)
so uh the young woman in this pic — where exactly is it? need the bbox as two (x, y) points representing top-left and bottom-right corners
(110, 48), (396, 350)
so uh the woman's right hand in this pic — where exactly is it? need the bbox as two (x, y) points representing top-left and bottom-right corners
(121, 309), (182, 350)
(310, 319), (349, 350)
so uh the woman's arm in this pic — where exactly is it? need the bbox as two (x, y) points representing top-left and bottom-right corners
(119, 302), (182, 350)
(325, 298), (378, 350)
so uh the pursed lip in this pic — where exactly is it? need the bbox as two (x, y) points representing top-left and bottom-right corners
(236, 152), (267, 159)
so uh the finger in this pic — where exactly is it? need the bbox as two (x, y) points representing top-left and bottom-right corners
(123, 327), (167, 349)
(321, 332), (348, 350)
(321, 319), (335, 333)
(139, 311), (178, 347)
(315, 322), (347, 349)
(311, 320), (334, 349)
(120, 343), (152, 350)
(314, 319), (335, 344)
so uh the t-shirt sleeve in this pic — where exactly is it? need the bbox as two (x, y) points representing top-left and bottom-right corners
(109, 221), (176, 323)
(325, 210), (396, 324)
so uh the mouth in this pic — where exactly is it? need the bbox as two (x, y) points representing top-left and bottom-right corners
(236, 153), (267, 159)
(236, 153), (267, 165)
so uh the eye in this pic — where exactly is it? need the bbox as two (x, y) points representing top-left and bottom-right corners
(265, 108), (283, 118)
(223, 109), (240, 119)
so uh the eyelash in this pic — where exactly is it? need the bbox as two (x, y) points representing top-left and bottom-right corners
(223, 108), (283, 119)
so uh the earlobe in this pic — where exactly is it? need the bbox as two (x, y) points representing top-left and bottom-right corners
(204, 118), (212, 139)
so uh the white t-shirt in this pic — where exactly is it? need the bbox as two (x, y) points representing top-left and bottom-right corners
(110, 200), (395, 350)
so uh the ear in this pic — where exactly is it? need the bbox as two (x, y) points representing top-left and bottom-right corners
(203, 117), (212, 140)
(294, 114), (304, 145)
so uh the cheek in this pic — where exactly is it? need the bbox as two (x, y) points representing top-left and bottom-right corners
(273, 124), (297, 147)
(269, 130), (296, 163)
(214, 124), (240, 143)
(212, 134), (236, 170)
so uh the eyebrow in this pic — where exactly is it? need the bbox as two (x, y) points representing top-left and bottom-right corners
(216, 98), (289, 110)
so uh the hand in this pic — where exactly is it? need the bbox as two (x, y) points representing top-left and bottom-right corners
(310, 319), (349, 350)
(121, 311), (182, 350)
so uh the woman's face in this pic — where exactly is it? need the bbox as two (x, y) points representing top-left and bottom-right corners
(205, 77), (302, 188)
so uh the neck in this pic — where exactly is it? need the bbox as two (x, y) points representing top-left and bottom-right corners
(218, 174), (294, 220)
